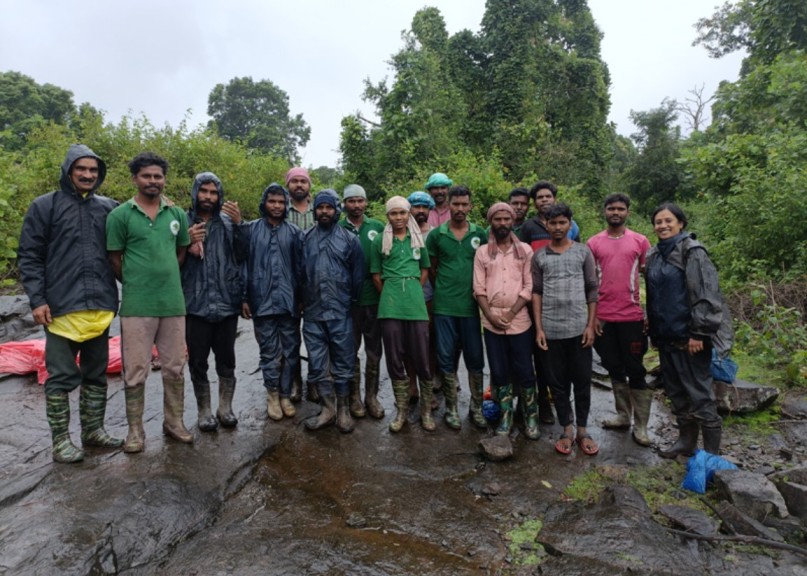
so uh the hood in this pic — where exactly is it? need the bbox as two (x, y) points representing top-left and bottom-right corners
(190, 172), (223, 213)
(59, 144), (106, 195)
(259, 183), (289, 219)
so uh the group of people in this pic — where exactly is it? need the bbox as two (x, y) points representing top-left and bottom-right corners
(18, 144), (728, 463)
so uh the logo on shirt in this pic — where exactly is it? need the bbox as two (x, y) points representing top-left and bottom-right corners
(471, 237), (481, 250)
(368, 230), (379, 242)
(413, 247), (421, 260)
(170, 220), (180, 236)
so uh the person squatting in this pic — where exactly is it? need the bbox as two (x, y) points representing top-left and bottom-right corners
(22, 150), (728, 462)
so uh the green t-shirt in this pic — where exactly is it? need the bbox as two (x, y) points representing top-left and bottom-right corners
(106, 198), (190, 317)
(426, 221), (487, 317)
(340, 216), (384, 306)
(370, 232), (430, 321)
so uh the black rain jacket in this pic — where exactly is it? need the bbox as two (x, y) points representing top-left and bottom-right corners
(181, 172), (248, 322)
(18, 144), (118, 316)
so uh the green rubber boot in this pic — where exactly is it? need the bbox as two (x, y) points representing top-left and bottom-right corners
(495, 383), (513, 436)
(521, 386), (541, 440)
(79, 384), (124, 448)
(389, 380), (410, 433)
(46, 392), (84, 463)
(468, 372), (488, 429)
(442, 373), (461, 430)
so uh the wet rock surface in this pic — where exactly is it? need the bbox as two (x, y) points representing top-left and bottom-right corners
(0, 309), (805, 574)
(714, 379), (779, 414)
(714, 469), (791, 521)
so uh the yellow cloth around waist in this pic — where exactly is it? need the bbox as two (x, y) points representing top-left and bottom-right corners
(47, 310), (114, 342)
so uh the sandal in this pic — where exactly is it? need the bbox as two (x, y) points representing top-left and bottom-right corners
(555, 433), (573, 455)
(576, 434), (599, 456)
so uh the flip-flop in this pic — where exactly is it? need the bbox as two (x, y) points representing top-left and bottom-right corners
(576, 434), (599, 456)
(555, 433), (573, 455)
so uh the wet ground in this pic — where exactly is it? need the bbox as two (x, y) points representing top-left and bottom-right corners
(0, 316), (798, 575)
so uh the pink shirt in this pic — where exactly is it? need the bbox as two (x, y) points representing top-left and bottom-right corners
(427, 206), (451, 228)
(473, 241), (533, 335)
(586, 229), (650, 322)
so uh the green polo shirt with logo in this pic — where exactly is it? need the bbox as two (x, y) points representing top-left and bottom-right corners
(106, 198), (190, 317)
(426, 221), (487, 317)
(370, 232), (430, 321)
(340, 216), (385, 306)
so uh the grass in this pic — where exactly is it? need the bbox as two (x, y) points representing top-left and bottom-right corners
(503, 518), (546, 567)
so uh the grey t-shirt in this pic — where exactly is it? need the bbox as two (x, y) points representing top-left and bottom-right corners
(531, 242), (598, 340)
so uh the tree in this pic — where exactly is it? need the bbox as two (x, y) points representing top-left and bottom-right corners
(0, 71), (76, 149)
(694, 0), (807, 70)
(626, 100), (687, 212)
(675, 84), (716, 132)
(685, 0), (807, 279)
(339, 1), (612, 195)
(207, 77), (310, 163)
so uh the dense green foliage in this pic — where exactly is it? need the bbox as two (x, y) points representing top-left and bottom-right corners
(339, 0), (612, 199)
(0, 113), (291, 282)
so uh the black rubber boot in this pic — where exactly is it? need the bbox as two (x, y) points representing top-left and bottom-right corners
(701, 420), (723, 455)
(336, 395), (355, 433)
(193, 380), (219, 432)
(659, 418), (698, 459)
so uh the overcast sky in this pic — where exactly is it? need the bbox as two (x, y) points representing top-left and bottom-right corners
(1, 0), (744, 168)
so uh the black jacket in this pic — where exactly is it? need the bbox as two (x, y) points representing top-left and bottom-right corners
(181, 172), (248, 322)
(18, 144), (118, 316)
(645, 233), (724, 344)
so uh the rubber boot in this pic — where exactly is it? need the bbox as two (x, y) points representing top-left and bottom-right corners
(659, 417), (698, 459)
(336, 395), (355, 433)
(442, 373), (461, 430)
(280, 396), (296, 418)
(389, 380), (410, 433)
(46, 393), (84, 463)
(495, 383), (514, 436)
(349, 359), (366, 418)
(603, 380), (632, 429)
(304, 394), (336, 430)
(306, 380), (321, 403)
(419, 378), (436, 432)
(290, 358), (302, 403)
(701, 420), (723, 455)
(521, 386), (540, 440)
(364, 360), (384, 419)
(217, 376), (238, 427)
(162, 380), (193, 443)
(266, 390), (283, 421)
(468, 372), (487, 429)
(123, 385), (145, 453)
(630, 388), (653, 447)
(79, 384), (124, 448)
(192, 380), (219, 432)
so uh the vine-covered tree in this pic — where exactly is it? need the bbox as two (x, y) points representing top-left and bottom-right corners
(339, 1), (611, 195)
(207, 76), (310, 163)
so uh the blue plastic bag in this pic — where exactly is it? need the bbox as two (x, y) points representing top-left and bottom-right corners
(681, 449), (738, 494)
(482, 399), (501, 423)
(711, 348), (738, 383)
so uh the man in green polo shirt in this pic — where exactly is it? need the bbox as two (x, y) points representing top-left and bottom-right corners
(370, 196), (434, 432)
(426, 185), (487, 430)
(339, 184), (385, 420)
(106, 152), (192, 453)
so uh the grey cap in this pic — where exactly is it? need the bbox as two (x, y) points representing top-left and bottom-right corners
(343, 184), (367, 200)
